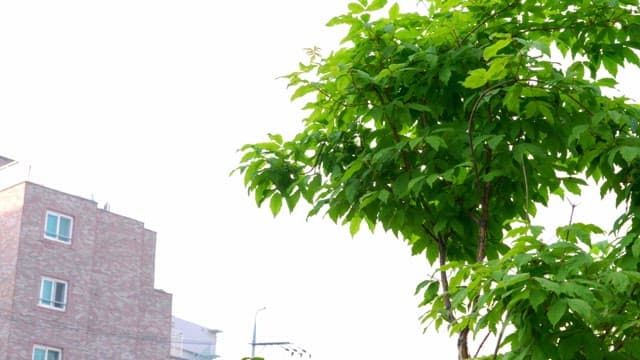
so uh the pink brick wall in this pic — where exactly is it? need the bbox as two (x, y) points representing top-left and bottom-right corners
(0, 182), (171, 359)
(0, 183), (26, 360)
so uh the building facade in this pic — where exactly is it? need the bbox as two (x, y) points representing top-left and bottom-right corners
(170, 316), (221, 360)
(0, 158), (172, 359)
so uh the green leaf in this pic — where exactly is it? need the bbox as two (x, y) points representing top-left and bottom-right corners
(358, 191), (377, 210)
(563, 178), (582, 195)
(595, 78), (618, 88)
(239, 150), (258, 164)
(602, 56), (618, 76)
(421, 281), (440, 306)
(267, 133), (283, 144)
(375, 69), (391, 82)
(341, 159), (363, 182)
(632, 238), (640, 258)
(345, 180), (360, 202)
(350, 216), (362, 236)
(486, 57), (510, 80)
(425, 174), (439, 187)
(407, 103), (430, 112)
(609, 272), (630, 293)
(529, 289), (547, 310)
(269, 193), (283, 217)
(408, 175), (425, 192)
(424, 135), (447, 151)
(547, 299), (567, 327)
(462, 68), (488, 89)
(290, 84), (316, 101)
(367, 0), (387, 11)
(439, 66), (452, 85)
(388, 2), (399, 18)
(558, 335), (582, 360)
(567, 298), (591, 321)
(537, 101), (554, 124)
(503, 273), (530, 288)
(352, 69), (373, 85)
(535, 278), (562, 294)
(530, 38), (551, 57)
(504, 85), (521, 113)
(568, 124), (590, 145)
(378, 189), (390, 203)
(483, 37), (512, 60)
(426, 246), (438, 265)
(392, 173), (410, 198)
(513, 143), (545, 162)
(285, 190), (301, 212)
(487, 135), (505, 150)
(348, 2), (366, 13)
(619, 146), (640, 164)
(415, 279), (432, 295)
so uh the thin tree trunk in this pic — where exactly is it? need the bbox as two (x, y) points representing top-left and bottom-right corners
(437, 238), (455, 322)
(458, 181), (491, 359)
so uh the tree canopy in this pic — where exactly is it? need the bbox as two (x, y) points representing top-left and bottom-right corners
(236, 0), (640, 358)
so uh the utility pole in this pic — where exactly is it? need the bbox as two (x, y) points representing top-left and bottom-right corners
(249, 307), (295, 359)
(251, 307), (266, 358)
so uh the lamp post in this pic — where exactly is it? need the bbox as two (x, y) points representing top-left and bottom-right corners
(251, 307), (266, 359)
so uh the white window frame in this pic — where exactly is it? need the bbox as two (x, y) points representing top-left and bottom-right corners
(44, 211), (73, 244)
(38, 277), (68, 311)
(32, 345), (62, 360)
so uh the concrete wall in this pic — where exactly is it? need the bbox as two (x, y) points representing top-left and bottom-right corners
(0, 182), (171, 359)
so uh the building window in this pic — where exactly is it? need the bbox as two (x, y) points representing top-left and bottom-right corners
(39, 278), (67, 311)
(44, 211), (73, 243)
(33, 345), (62, 360)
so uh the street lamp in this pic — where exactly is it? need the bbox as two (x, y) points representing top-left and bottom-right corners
(251, 307), (266, 358)
(249, 307), (303, 359)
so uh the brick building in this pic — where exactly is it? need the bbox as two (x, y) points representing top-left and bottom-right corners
(0, 157), (172, 359)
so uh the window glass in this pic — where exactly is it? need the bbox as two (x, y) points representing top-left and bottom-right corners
(33, 348), (45, 360)
(54, 283), (66, 309)
(45, 214), (58, 238)
(58, 217), (71, 242)
(41, 280), (53, 306)
(44, 211), (72, 243)
(33, 348), (60, 360)
(40, 278), (66, 310)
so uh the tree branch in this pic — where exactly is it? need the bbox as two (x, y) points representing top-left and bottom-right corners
(419, 196), (455, 324)
(459, 83), (501, 359)
(521, 158), (530, 223)
(474, 331), (492, 358)
(467, 79), (516, 185)
(494, 320), (506, 359)
(436, 235), (456, 323)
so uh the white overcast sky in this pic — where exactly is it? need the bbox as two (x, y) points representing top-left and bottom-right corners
(1, 1), (638, 359)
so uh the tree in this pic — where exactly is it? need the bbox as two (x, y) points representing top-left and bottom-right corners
(236, 0), (640, 358)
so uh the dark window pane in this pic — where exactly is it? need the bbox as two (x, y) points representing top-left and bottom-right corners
(54, 283), (66, 308)
(58, 217), (71, 242)
(47, 350), (60, 360)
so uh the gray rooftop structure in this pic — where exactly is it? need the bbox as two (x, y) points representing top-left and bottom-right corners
(171, 316), (221, 360)
(0, 156), (15, 168)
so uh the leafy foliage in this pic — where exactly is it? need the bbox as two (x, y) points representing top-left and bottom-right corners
(236, 0), (640, 358)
